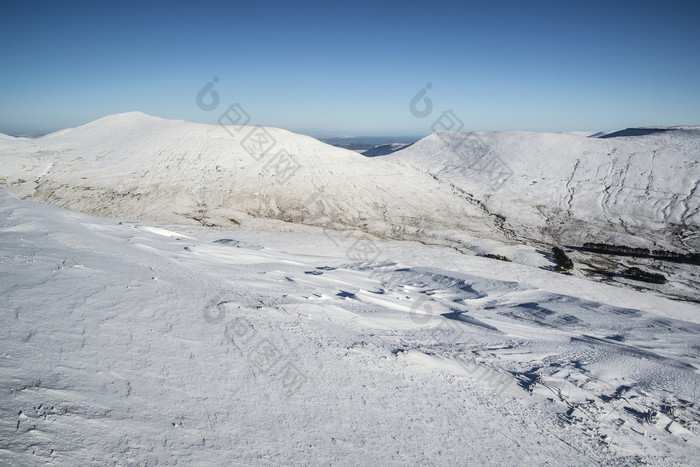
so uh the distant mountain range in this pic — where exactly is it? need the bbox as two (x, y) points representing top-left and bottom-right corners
(316, 135), (421, 152)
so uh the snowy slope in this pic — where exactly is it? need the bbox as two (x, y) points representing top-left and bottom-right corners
(384, 129), (700, 251)
(0, 112), (506, 251)
(1, 188), (699, 464)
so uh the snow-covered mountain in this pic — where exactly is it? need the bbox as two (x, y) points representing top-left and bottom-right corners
(384, 128), (700, 251)
(3, 113), (698, 254)
(2, 188), (699, 464)
(4, 113), (697, 256)
(1, 113), (699, 299)
(2, 113), (699, 463)
(0, 112), (504, 251)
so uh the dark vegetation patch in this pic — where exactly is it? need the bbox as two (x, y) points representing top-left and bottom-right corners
(622, 267), (667, 284)
(580, 243), (700, 265)
(552, 247), (574, 272)
(481, 254), (511, 262)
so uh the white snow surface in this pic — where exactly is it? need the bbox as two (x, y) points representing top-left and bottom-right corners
(1, 188), (699, 465)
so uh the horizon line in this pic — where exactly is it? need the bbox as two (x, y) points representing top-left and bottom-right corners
(2, 111), (699, 139)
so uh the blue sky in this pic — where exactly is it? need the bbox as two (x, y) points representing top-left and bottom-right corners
(1, 0), (699, 136)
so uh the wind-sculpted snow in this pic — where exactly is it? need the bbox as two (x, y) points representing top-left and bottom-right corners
(1, 189), (698, 464)
(385, 128), (700, 251)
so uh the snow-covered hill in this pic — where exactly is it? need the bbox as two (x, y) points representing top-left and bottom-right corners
(384, 128), (700, 252)
(1, 188), (699, 464)
(3, 113), (698, 255)
(0, 112), (504, 251)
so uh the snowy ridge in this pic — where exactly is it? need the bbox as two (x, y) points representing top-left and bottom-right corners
(385, 129), (700, 251)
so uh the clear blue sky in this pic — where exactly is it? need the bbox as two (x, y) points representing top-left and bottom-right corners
(1, 0), (699, 136)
